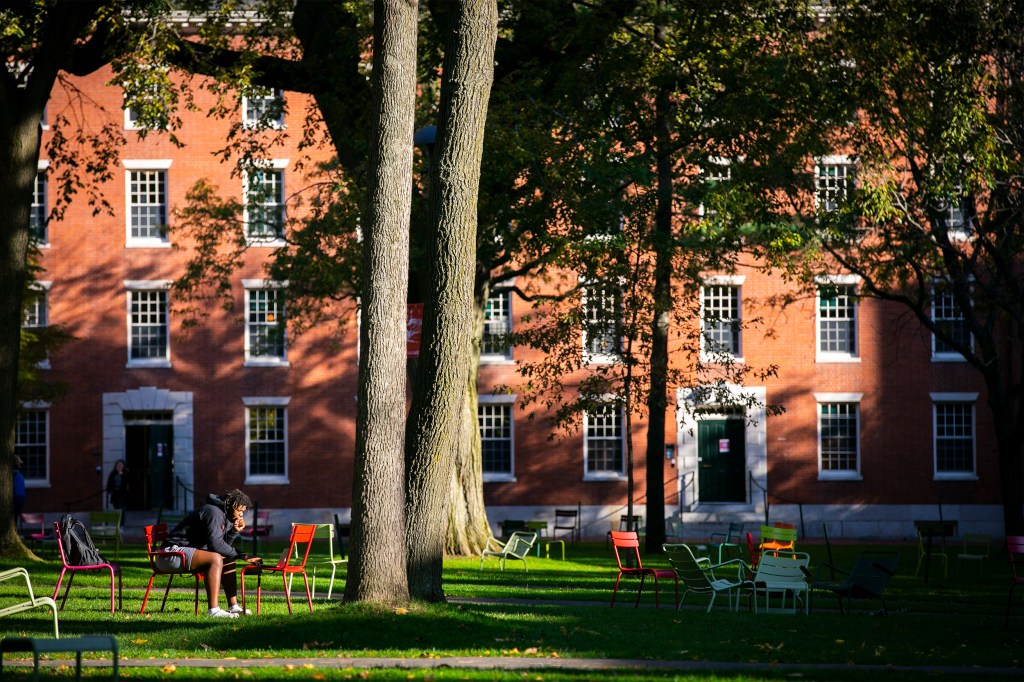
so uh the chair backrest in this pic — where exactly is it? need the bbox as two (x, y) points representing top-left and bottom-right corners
(144, 523), (169, 550)
(19, 513), (45, 535)
(618, 515), (643, 532)
(53, 518), (104, 568)
(504, 531), (538, 559)
(553, 509), (578, 530)
(962, 533), (991, 556)
(1007, 535), (1024, 582)
(846, 551), (898, 597)
(752, 551), (810, 586)
(760, 524), (796, 554)
(90, 510), (122, 537)
(610, 530), (644, 570)
(664, 544), (714, 590)
(278, 523), (318, 568)
(502, 519), (528, 536)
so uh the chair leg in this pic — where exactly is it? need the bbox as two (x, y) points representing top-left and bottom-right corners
(283, 572), (293, 615)
(52, 568), (67, 608)
(302, 572), (314, 612)
(611, 573), (623, 607)
(160, 575), (176, 612)
(59, 571), (75, 610)
(634, 574), (646, 608)
(140, 575), (157, 614)
(325, 564), (338, 600)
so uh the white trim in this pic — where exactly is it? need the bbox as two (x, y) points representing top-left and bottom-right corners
(242, 279), (289, 289)
(930, 392), (979, 401)
(243, 399), (290, 485)
(814, 274), (861, 285)
(813, 392), (864, 402)
(242, 396), (291, 406)
(479, 393), (517, 482)
(817, 154), (853, 166)
(703, 275), (745, 286)
(124, 280), (173, 290)
(37, 160), (50, 171)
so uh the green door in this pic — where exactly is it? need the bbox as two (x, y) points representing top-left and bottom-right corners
(125, 422), (174, 510)
(697, 418), (746, 502)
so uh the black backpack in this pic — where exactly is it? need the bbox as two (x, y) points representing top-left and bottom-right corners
(58, 514), (105, 566)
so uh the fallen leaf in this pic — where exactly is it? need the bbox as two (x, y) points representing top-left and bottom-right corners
(161, 664), (176, 674)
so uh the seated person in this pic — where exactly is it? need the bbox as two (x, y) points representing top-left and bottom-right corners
(158, 489), (261, 618)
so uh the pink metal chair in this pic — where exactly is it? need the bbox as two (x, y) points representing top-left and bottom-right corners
(610, 530), (678, 608)
(51, 521), (122, 612)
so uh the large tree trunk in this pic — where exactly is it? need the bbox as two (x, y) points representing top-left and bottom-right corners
(445, 298), (491, 556)
(0, 111), (40, 560)
(643, 78), (674, 554)
(406, 0), (497, 601)
(343, 0), (419, 603)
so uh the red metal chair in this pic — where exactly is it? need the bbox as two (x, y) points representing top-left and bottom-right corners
(240, 523), (316, 615)
(51, 521), (122, 613)
(610, 530), (678, 608)
(1005, 535), (1024, 628)
(140, 523), (204, 615)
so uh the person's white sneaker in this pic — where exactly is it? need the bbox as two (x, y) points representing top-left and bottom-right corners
(228, 604), (251, 615)
(208, 607), (239, 619)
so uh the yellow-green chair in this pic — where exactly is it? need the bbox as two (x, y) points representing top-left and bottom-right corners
(89, 510), (122, 559)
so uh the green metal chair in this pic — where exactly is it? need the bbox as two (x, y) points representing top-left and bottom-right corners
(664, 543), (751, 612)
(0, 567), (59, 637)
(480, 531), (538, 571)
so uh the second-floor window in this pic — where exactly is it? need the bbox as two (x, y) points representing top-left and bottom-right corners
(125, 165), (170, 243)
(932, 287), (970, 360)
(583, 281), (622, 359)
(243, 88), (285, 129)
(16, 408), (49, 481)
(246, 402), (288, 481)
(246, 286), (287, 362)
(815, 158), (853, 213)
(934, 399), (975, 477)
(31, 169), (47, 243)
(481, 290), (512, 360)
(479, 401), (514, 478)
(818, 399), (861, 478)
(128, 289), (169, 365)
(702, 284), (741, 358)
(817, 281), (858, 360)
(245, 167), (285, 241)
(584, 402), (624, 477)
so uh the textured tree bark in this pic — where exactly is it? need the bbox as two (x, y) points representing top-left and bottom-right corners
(343, 0), (419, 603)
(406, 0), (498, 601)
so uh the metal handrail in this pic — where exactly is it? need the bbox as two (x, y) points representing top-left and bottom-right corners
(173, 477), (195, 512)
(748, 471), (769, 525)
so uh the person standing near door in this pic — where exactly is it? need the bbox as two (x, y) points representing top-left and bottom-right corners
(12, 455), (26, 520)
(106, 459), (128, 525)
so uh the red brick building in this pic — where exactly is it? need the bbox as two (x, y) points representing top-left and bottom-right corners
(19, 69), (1004, 540)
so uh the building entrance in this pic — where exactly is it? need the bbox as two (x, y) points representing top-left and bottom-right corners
(124, 411), (174, 510)
(697, 417), (746, 503)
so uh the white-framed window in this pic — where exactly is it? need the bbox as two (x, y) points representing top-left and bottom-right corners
(479, 394), (516, 481)
(932, 286), (970, 361)
(243, 397), (289, 484)
(244, 280), (287, 365)
(23, 282), (51, 369)
(244, 161), (287, 242)
(701, 278), (742, 359)
(582, 280), (622, 361)
(816, 276), (859, 362)
(699, 157), (732, 217)
(815, 156), (854, 213)
(932, 393), (977, 479)
(481, 290), (512, 361)
(815, 393), (863, 480)
(126, 281), (171, 368)
(16, 405), (49, 484)
(584, 401), (625, 479)
(31, 161), (49, 244)
(123, 160), (172, 246)
(242, 87), (286, 129)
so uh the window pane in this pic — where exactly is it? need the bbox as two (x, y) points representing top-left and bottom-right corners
(130, 290), (168, 359)
(481, 291), (512, 357)
(584, 283), (621, 355)
(816, 163), (852, 212)
(586, 404), (623, 473)
(248, 406), (286, 476)
(247, 169), (285, 238)
(248, 288), (286, 358)
(16, 410), (47, 480)
(819, 284), (856, 354)
(31, 172), (47, 242)
(933, 289), (970, 355)
(936, 403), (974, 473)
(819, 402), (858, 471)
(244, 88), (285, 128)
(129, 170), (167, 239)
(702, 285), (740, 355)
(23, 290), (47, 328)
(478, 403), (512, 474)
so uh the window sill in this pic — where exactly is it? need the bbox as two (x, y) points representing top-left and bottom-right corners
(480, 356), (515, 366)
(483, 474), (516, 483)
(244, 476), (289, 485)
(816, 354), (861, 364)
(818, 473), (862, 481)
(583, 353), (621, 365)
(931, 354), (967, 363)
(25, 481), (51, 489)
(246, 238), (287, 248)
(584, 473), (627, 482)
(244, 358), (290, 368)
(127, 359), (171, 369)
(933, 473), (978, 481)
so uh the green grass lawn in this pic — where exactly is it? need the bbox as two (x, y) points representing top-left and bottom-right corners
(1, 538), (1022, 680)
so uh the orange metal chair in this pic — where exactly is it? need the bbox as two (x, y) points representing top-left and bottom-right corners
(240, 523), (317, 615)
(140, 523), (204, 615)
(610, 530), (678, 608)
(1005, 535), (1024, 628)
(51, 521), (122, 613)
